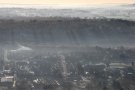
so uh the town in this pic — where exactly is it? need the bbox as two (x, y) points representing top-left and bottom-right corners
(0, 46), (135, 90)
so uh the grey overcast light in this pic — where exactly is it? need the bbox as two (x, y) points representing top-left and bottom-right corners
(0, 1), (135, 90)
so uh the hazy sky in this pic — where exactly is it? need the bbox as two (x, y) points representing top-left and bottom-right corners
(0, 0), (134, 6)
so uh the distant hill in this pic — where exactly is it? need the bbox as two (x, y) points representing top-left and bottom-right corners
(0, 4), (135, 21)
(0, 18), (135, 48)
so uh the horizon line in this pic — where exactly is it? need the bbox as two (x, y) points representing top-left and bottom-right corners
(0, 3), (134, 9)
(0, 3), (134, 6)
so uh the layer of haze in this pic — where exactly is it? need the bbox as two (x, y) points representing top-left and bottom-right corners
(0, 0), (134, 6)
